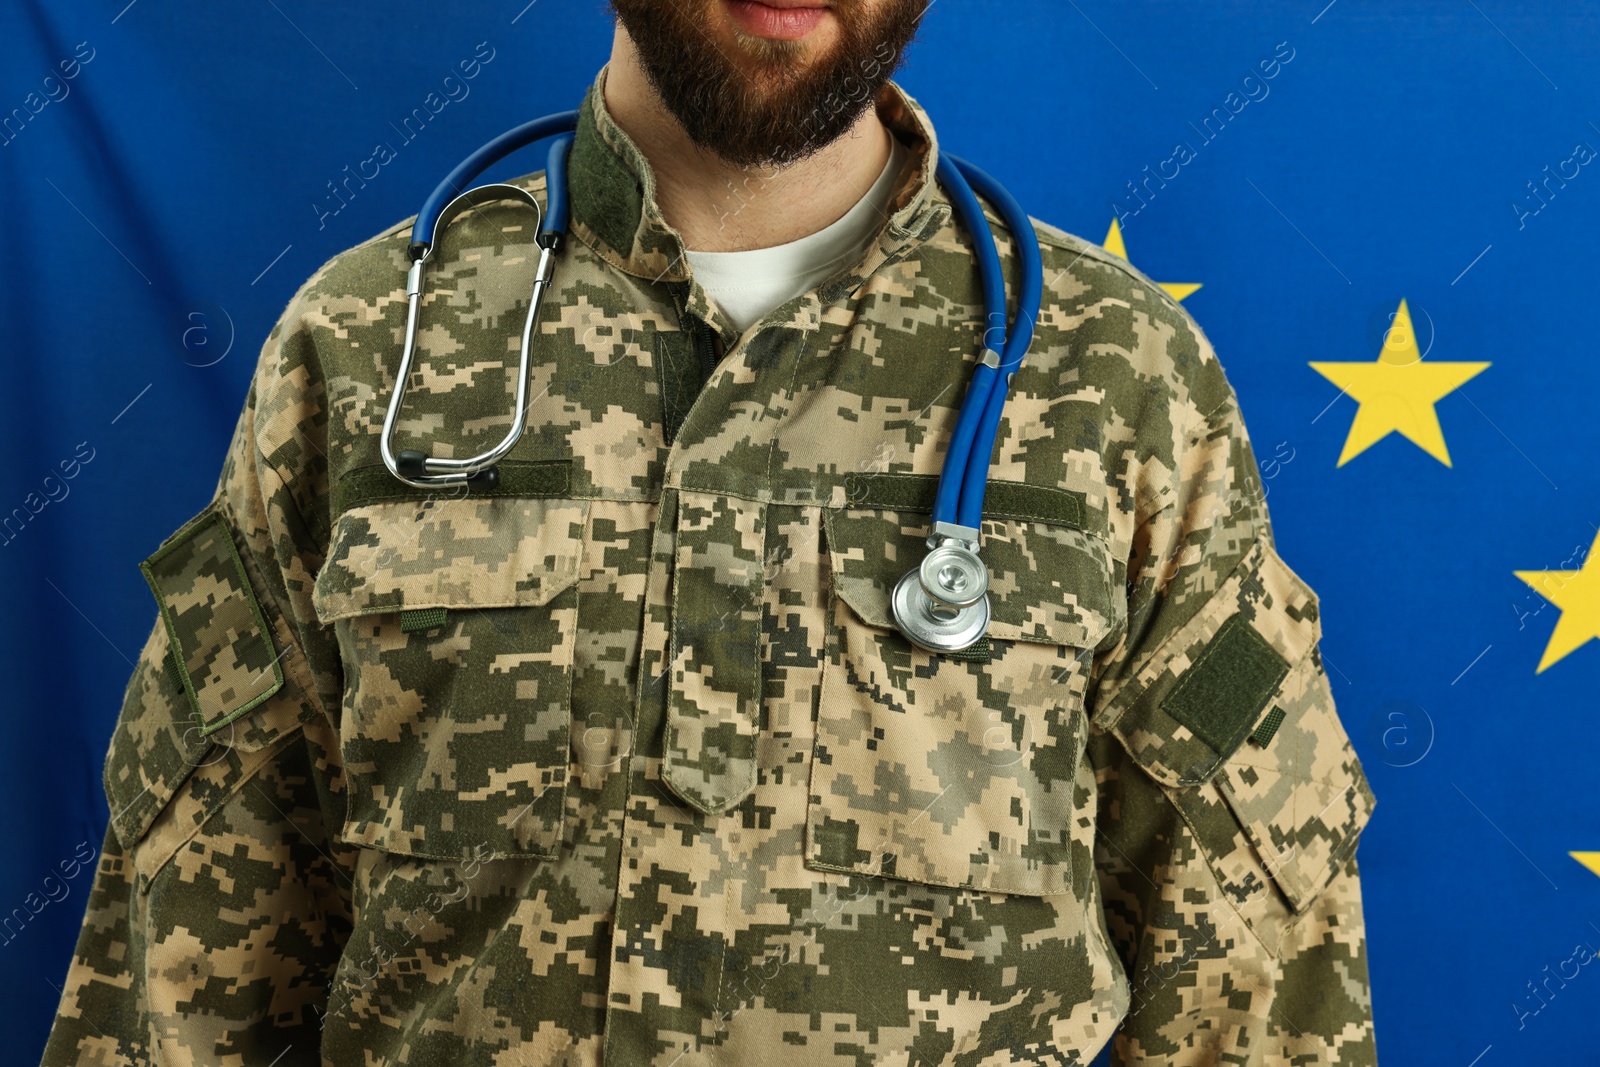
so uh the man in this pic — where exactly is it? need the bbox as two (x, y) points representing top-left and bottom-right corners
(42, 0), (1378, 1064)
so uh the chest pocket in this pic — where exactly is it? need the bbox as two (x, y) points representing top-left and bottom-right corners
(312, 493), (589, 861)
(809, 501), (1119, 896)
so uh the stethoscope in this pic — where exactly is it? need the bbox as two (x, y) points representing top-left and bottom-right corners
(381, 109), (1043, 654)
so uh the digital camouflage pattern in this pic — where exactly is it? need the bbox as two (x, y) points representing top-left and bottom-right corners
(139, 506), (286, 735)
(42, 64), (1376, 1066)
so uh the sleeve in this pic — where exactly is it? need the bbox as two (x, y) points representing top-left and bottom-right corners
(1085, 322), (1378, 1065)
(39, 279), (355, 1067)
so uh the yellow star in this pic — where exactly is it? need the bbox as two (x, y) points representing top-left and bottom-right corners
(1516, 527), (1600, 673)
(1102, 218), (1202, 301)
(1309, 299), (1489, 467)
(1571, 852), (1600, 878)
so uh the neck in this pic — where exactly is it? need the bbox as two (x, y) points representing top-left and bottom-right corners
(603, 28), (892, 254)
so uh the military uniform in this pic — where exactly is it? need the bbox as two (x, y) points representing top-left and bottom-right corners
(42, 66), (1377, 1066)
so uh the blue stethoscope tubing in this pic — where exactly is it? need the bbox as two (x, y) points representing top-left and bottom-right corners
(385, 112), (580, 487)
(387, 110), (1044, 652)
(410, 110), (579, 255)
(928, 153), (1044, 532)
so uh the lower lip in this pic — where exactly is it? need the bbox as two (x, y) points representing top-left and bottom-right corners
(725, 0), (830, 40)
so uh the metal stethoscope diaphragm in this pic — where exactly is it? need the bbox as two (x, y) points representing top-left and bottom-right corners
(890, 523), (992, 653)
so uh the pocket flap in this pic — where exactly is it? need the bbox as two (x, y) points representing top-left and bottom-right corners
(139, 504), (285, 736)
(313, 496), (590, 623)
(822, 504), (1118, 651)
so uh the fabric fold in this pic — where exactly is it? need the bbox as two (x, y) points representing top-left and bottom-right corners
(660, 491), (767, 815)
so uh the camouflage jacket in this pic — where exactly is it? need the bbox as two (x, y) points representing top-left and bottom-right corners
(43, 65), (1377, 1067)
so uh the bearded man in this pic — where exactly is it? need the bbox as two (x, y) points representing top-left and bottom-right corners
(41, 2), (1377, 1064)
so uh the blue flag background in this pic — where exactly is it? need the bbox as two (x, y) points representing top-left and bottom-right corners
(5, 1), (1598, 1063)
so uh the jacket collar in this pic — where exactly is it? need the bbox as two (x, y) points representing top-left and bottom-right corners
(566, 63), (951, 344)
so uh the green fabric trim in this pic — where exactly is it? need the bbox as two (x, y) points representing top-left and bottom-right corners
(812, 815), (874, 872)
(161, 645), (184, 693)
(567, 90), (644, 261)
(139, 505), (286, 737)
(655, 284), (716, 447)
(1250, 705), (1287, 747)
(400, 607), (450, 634)
(333, 460), (573, 514)
(945, 634), (992, 663)
(840, 472), (1087, 531)
(1160, 613), (1291, 757)
(654, 331), (696, 446)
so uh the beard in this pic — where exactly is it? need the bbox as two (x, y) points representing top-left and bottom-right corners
(607, 0), (928, 169)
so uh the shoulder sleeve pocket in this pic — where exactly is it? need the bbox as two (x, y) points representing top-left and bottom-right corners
(1096, 534), (1374, 942)
(106, 501), (307, 871)
(1210, 639), (1375, 912)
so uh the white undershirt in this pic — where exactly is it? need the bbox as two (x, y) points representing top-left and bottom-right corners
(684, 136), (910, 335)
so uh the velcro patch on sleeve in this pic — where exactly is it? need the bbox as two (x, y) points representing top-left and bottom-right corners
(139, 505), (285, 735)
(1160, 613), (1290, 758)
(1249, 705), (1288, 747)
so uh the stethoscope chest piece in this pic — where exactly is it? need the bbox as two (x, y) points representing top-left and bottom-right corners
(890, 539), (992, 654)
